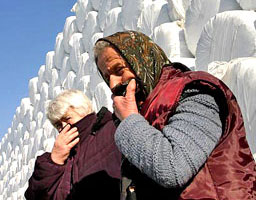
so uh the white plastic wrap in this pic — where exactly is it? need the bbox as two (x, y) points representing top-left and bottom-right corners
(60, 56), (72, 84)
(92, 82), (113, 113)
(43, 138), (55, 152)
(121, 0), (152, 31)
(63, 16), (78, 53)
(209, 57), (256, 160)
(20, 98), (31, 119)
(75, 52), (90, 87)
(76, 75), (91, 99)
(98, 0), (113, 31)
(89, 71), (104, 98)
(184, 0), (241, 56)
(82, 11), (99, 52)
(196, 10), (256, 71)
(167, 0), (192, 20)
(137, 0), (170, 37)
(48, 68), (60, 100)
(54, 33), (65, 70)
(89, 32), (103, 59)
(63, 71), (77, 89)
(37, 65), (46, 90)
(69, 33), (84, 72)
(153, 21), (193, 59)
(236, 0), (256, 10)
(28, 77), (38, 106)
(103, 7), (123, 37)
(44, 51), (55, 83)
(72, 0), (92, 32)
(90, 0), (101, 11)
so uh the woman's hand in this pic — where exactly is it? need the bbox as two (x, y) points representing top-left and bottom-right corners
(113, 79), (139, 120)
(51, 124), (79, 165)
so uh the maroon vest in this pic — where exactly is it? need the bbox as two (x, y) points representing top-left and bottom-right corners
(140, 65), (256, 199)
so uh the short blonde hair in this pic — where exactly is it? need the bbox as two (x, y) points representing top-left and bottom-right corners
(47, 90), (93, 127)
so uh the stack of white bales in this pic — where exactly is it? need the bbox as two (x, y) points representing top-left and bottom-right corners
(0, 0), (255, 199)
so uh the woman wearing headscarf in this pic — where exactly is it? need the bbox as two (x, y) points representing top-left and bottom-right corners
(94, 31), (256, 200)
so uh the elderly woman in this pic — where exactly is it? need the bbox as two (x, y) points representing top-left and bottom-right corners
(25, 90), (121, 200)
(94, 31), (256, 200)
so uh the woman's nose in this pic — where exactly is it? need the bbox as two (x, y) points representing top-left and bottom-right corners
(109, 74), (121, 89)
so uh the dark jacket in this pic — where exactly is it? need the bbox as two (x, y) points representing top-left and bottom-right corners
(25, 107), (122, 200)
(123, 65), (256, 199)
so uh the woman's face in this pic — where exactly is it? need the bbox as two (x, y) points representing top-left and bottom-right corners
(97, 47), (136, 91)
(55, 107), (85, 132)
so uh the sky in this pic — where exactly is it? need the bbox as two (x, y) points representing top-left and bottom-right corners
(0, 0), (77, 139)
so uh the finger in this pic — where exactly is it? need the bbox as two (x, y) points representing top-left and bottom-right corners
(59, 123), (71, 134)
(65, 127), (78, 136)
(67, 137), (80, 149)
(66, 131), (79, 144)
(125, 79), (136, 98)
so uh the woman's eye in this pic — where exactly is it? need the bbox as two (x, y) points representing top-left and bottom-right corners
(115, 66), (125, 75)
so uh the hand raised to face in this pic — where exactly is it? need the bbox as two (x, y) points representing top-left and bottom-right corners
(51, 124), (79, 165)
(112, 79), (139, 121)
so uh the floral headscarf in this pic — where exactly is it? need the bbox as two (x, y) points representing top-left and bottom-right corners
(96, 31), (172, 94)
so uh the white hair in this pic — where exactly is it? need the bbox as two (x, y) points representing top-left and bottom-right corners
(47, 89), (93, 127)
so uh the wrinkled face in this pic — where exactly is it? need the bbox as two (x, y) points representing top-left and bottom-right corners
(97, 47), (136, 91)
(55, 107), (86, 132)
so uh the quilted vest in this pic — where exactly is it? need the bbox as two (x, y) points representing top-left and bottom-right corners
(133, 65), (256, 199)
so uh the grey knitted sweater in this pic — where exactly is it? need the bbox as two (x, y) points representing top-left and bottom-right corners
(115, 89), (222, 188)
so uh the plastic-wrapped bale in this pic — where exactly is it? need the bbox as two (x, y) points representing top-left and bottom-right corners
(89, 32), (103, 60)
(69, 33), (84, 72)
(28, 77), (38, 106)
(23, 107), (34, 131)
(71, 0), (92, 32)
(208, 57), (256, 160)
(37, 65), (46, 91)
(35, 111), (44, 131)
(121, 0), (152, 31)
(39, 82), (49, 111)
(74, 52), (90, 87)
(236, 0), (256, 10)
(111, 0), (122, 7)
(44, 51), (55, 83)
(52, 86), (63, 99)
(54, 33), (65, 70)
(42, 120), (54, 139)
(32, 129), (44, 154)
(167, 0), (192, 20)
(43, 137), (55, 152)
(103, 7), (123, 37)
(92, 82), (113, 113)
(20, 98), (31, 119)
(89, 71), (104, 98)
(32, 94), (41, 120)
(153, 21), (194, 60)
(48, 68), (60, 100)
(82, 11), (99, 52)
(90, 0), (101, 11)
(196, 10), (256, 71)
(60, 56), (72, 85)
(76, 75), (91, 99)
(137, 0), (170, 38)
(97, 0), (113, 31)
(22, 145), (29, 166)
(63, 71), (77, 89)
(184, 0), (241, 56)
(63, 16), (78, 54)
